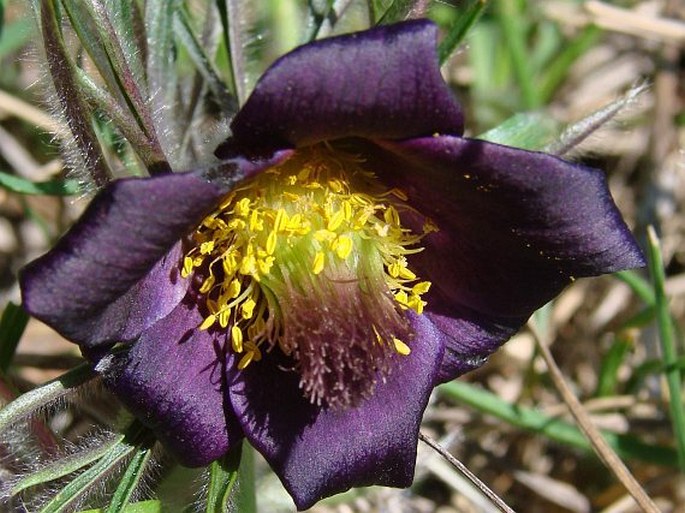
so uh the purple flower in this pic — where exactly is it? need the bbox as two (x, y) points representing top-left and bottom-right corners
(20, 20), (644, 510)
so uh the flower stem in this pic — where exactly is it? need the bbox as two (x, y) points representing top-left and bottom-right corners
(0, 362), (96, 434)
(234, 441), (257, 512)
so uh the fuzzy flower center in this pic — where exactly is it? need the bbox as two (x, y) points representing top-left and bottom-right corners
(182, 145), (436, 408)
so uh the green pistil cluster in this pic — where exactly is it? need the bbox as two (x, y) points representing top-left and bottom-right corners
(182, 145), (436, 406)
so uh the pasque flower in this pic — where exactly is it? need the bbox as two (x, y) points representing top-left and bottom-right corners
(20, 20), (644, 510)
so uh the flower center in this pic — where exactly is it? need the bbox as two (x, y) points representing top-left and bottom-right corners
(182, 144), (436, 408)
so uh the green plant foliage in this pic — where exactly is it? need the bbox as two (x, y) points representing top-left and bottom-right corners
(0, 302), (29, 372)
(0, 170), (80, 196)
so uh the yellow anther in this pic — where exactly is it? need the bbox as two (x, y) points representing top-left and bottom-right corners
(218, 192), (236, 210)
(334, 235), (354, 260)
(235, 197), (251, 217)
(394, 290), (409, 306)
(327, 209), (346, 232)
(398, 266), (417, 280)
(182, 256), (194, 278)
(245, 341), (262, 361)
(231, 325), (244, 353)
(228, 218), (246, 231)
(384, 206), (400, 226)
(342, 201), (352, 222)
(258, 256), (275, 275)
(412, 281), (432, 295)
(275, 209), (288, 232)
(200, 241), (215, 254)
(266, 230), (277, 255)
(199, 315), (216, 331)
(249, 209), (263, 231)
(388, 261), (401, 278)
(226, 279), (241, 299)
(351, 193), (372, 206)
(218, 308), (231, 328)
(393, 337), (411, 356)
(328, 178), (344, 193)
(222, 255), (238, 276)
(312, 251), (325, 275)
(237, 352), (254, 370)
(314, 229), (336, 243)
(239, 253), (257, 275)
(407, 296), (425, 315)
(199, 275), (215, 294)
(374, 223), (390, 237)
(353, 210), (371, 229)
(297, 166), (311, 181)
(241, 298), (257, 319)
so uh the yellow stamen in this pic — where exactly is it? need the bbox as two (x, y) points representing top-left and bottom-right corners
(231, 325), (243, 353)
(334, 235), (353, 260)
(199, 315), (216, 331)
(312, 251), (325, 275)
(181, 144), (437, 374)
(241, 298), (256, 319)
(237, 352), (254, 370)
(393, 337), (411, 356)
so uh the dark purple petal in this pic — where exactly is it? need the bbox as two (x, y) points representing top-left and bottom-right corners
(424, 307), (525, 383)
(227, 313), (443, 510)
(101, 299), (241, 466)
(365, 136), (644, 380)
(20, 157), (285, 351)
(221, 20), (463, 156)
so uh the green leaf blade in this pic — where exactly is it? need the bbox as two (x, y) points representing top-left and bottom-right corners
(0, 170), (81, 196)
(0, 302), (29, 372)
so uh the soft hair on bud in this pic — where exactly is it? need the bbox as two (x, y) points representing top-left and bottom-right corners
(546, 82), (649, 157)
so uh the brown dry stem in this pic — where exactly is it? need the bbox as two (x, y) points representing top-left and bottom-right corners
(528, 320), (661, 513)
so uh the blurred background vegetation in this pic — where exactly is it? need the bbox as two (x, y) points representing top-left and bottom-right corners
(0, 0), (683, 512)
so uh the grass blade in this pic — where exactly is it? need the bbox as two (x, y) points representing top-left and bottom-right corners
(205, 445), (240, 513)
(646, 226), (685, 471)
(596, 333), (634, 397)
(439, 380), (678, 467)
(493, 0), (539, 109)
(303, 0), (334, 42)
(0, 170), (80, 196)
(173, 9), (235, 113)
(215, 0), (248, 105)
(539, 25), (600, 103)
(437, 0), (488, 65)
(105, 446), (153, 513)
(79, 501), (162, 513)
(614, 269), (655, 305)
(0, 302), (29, 372)
(376, 0), (417, 24)
(40, 439), (137, 513)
